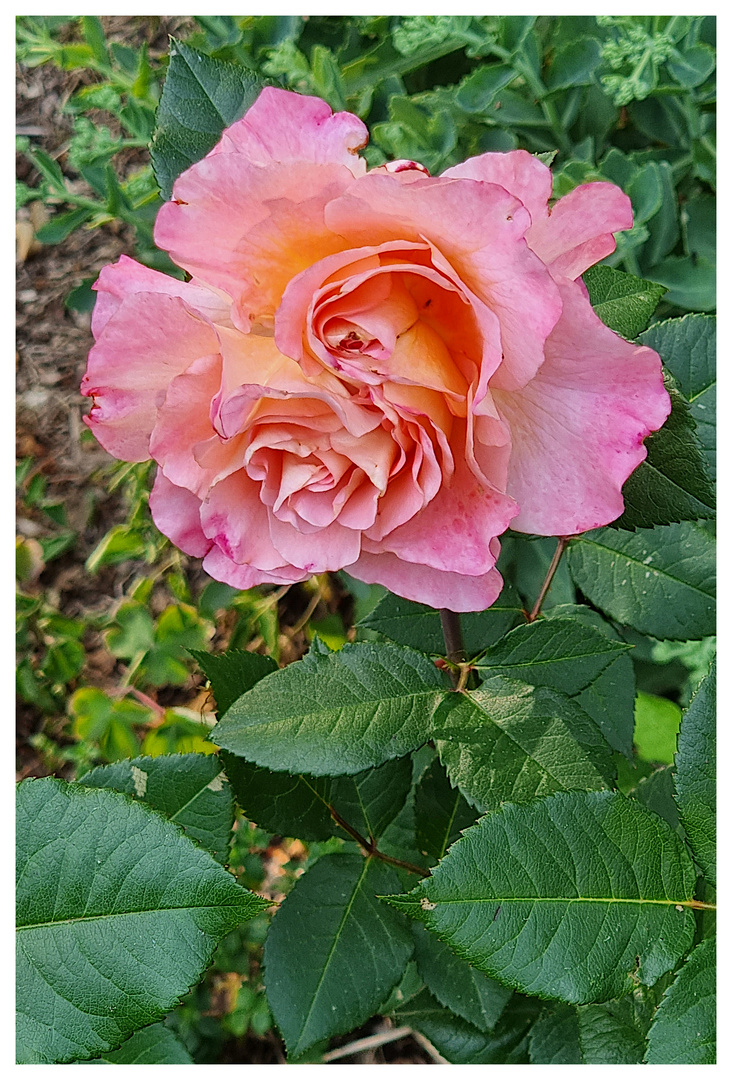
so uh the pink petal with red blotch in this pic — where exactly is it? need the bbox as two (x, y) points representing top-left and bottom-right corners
(210, 87), (368, 176)
(91, 254), (231, 337)
(202, 546), (307, 589)
(324, 172), (562, 391)
(527, 182), (633, 280)
(442, 149), (552, 227)
(82, 293), (218, 461)
(345, 537), (505, 612)
(149, 471), (210, 557)
(493, 277), (671, 536)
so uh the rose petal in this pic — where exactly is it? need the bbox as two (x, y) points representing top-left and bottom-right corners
(150, 354), (225, 497)
(494, 278), (671, 535)
(442, 148), (552, 227)
(149, 471), (210, 557)
(346, 539), (504, 612)
(82, 293), (218, 461)
(211, 86), (368, 176)
(527, 182), (633, 280)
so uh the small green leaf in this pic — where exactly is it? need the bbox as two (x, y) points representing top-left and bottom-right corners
(475, 617), (631, 694)
(640, 315), (715, 481)
(576, 997), (649, 1064)
(546, 37), (602, 90)
(82, 1024), (193, 1064)
(78, 753), (235, 864)
(212, 641), (451, 776)
(433, 678), (612, 812)
(529, 1005), (583, 1063)
(455, 64), (516, 113)
(330, 757), (413, 841)
(629, 766), (681, 833)
(615, 386), (715, 529)
(223, 756), (334, 840)
(36, 207), (93, 245)
(16, 778), (269, 1064)
(634, 692), (682, 766)
(412, 923), (512, 1033)
(392, 987), (540, 1064)
(384, 790), (697, 1004)
(190, 648), (277, 717)
(567, 522), (715, 641)
(674, 660), (715, 883)
(360, 584), (524, 657)
(69, 688), (148, 762)
(648, 256), (715, 313)
(414, 758), (478, 864)
(644, 939), (716, 1063)
(263, 853), (412, 1056)
(584, 265), (666, 339)
(151, 39), (270, 200)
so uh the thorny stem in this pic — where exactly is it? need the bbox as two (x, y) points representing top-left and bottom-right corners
(327, 804), (430, 878)
(527, 536), (569, 622)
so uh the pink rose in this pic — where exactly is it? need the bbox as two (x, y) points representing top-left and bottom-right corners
(82, 88), (670, 611)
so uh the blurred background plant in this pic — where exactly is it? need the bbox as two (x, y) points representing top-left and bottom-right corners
(16, 14), (715, 1065)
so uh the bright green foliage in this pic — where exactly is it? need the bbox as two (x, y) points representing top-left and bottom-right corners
(16, 778), (269, 1064)
(78, 753), (235, 863)
(433, 678), (612, 811)
(412, 923), (512, 1032)
(151, 39), (270, 199)
(384, 790), (697, 1004)
(475, 617), (631, 694)
(645, 939), (716, 1063)
(263, 854), (412, 1056)
(68, 688), (148, 761)
(359, 583), (524, 656)
(584, 265), (666, 339)
(567, 523), (716, 640)
(392, 988), (541, 1064)
(84, 1024), (193, 1064)
(212, 641), (451, 775)
(105, 601), (213, 687)
(615, 386), (715, 530)
(414, 758), (478, 863)
(640, 315), (716, 480)
(634, 692), (682, 765)
(674, 660), (715, 883)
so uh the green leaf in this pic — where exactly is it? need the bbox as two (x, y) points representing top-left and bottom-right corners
(634, 692), (682, 766)
(614, 386), (715, 529)
(36, 207), (93, 245)
(69, 688), (147, 762)
(190, 648), (277, 717)
(78, 753), (235, 864)
(455, 63), (516, 113)
(546, 37), (602, 90)
(644, 939), (716, 1063)
(576, 997), (649, 1064)
(545, 605), (635, 757)
(212, 641), (451, 776)
(360, 584), (524, 656)
(16, 778), (269, 1064)
(640, 315), (715, 481)
(414, 758), (478, 864)
(629, 766), (681, 833)
(567, 523), (716, 641)
(529, 1005), (582, 1063)
(263, 853), (412, 1056)
(330, 757), (413, 841)
(223, 755), (334, 840)
(668, 42), (715, 88)
(648, 256), (715, 313)
(151, 39), (270, 200)
(584, 265), (666, 339)
(412, 923), (512, 1033)
(83, 1023), (193, 1064)
(384, 790), (697, 1004)
(674, 660), (715, 883)
(392, 987), (540, 1064)
(433, 678), (612, 812)
(475, 617), (631, 694)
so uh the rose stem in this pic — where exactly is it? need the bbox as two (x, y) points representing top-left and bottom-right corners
(527, 536), (569, 622)
(327, 804), (431, 878)
(440, 608), (466, 666)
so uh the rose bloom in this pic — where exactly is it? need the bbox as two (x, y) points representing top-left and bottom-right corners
(82, 89), (670, 611)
